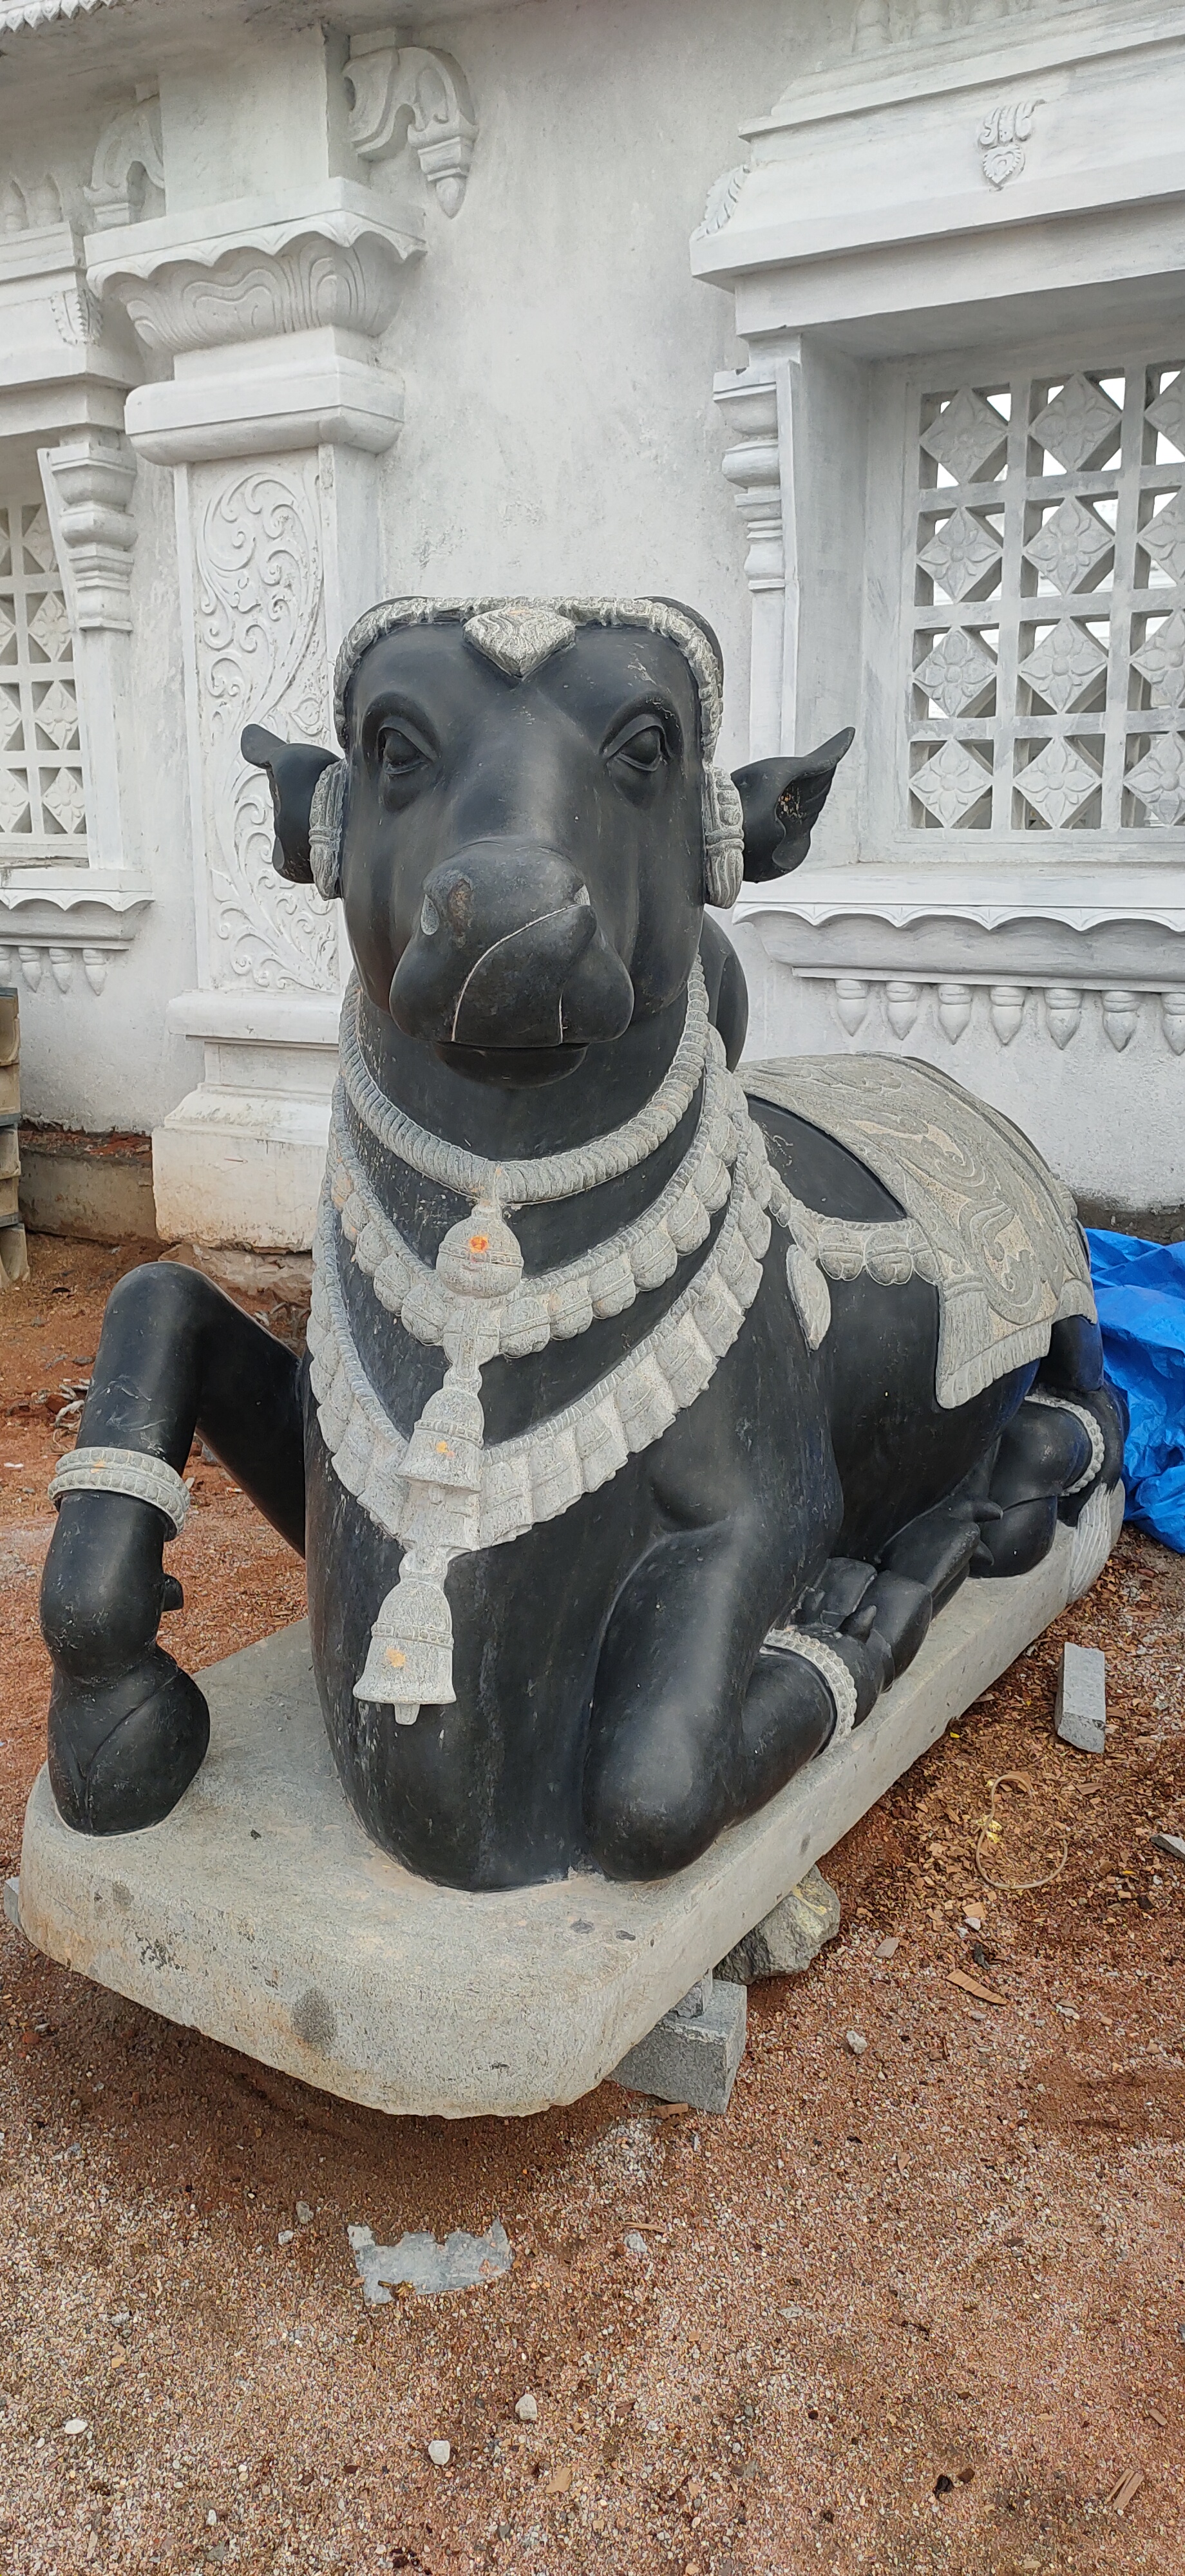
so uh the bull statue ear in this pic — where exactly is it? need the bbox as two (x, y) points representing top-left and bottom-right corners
(241, 724), (339, 886)
(732, 726), (855, 883)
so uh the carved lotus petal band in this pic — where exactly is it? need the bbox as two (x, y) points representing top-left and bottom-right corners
(48, 1445), (191, 1537)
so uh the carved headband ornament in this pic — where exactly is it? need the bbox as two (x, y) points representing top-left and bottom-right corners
(306, 596), (746, 909)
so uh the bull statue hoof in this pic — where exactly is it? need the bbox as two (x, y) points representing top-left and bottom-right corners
(39, 596), (1124, 1908)
(48, 1655), (211, 1837)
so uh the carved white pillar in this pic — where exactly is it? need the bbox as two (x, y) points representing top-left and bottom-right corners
(88, 185), (424, 1246)
(714, 368), (786, 760)
(39, 432), (140, 888)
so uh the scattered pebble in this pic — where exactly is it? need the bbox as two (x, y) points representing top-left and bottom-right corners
(515, 2392), (538, 2422)
(875, 1936), (900, 1959)
(623, 2231), (648, 2257)
(296, 2201), (314, 2225)
(427, 2439), (451, 2466)
(61, 2419), (87, 2438)
(846, 2029), (867, 2056)
(278, 2229), (294, 2245)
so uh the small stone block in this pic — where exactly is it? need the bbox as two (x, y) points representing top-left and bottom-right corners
(716, 1864), (840, 1983)
(3, 1877), (20, 1933)
(1054, 1641), (1106, 1754)
(612, 1973), (747, 2114)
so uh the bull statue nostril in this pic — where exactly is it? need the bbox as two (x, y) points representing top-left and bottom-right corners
(420, 895), (441, 937)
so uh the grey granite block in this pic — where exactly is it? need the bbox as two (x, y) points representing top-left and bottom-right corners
(611, 1973), (748, 2114)
(1055, 1640), (1106, 1754)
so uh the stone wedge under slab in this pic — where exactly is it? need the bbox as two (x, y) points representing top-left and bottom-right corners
(18, 1522), (1084, 2119)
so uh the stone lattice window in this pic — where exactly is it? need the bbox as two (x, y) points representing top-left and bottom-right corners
(0, 495), (88, 868)
(905, 364), (1185, 840)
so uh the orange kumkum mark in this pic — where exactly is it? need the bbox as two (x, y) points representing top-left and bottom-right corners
(469, 1233), (489, 1254)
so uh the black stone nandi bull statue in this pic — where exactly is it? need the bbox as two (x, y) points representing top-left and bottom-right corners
(40, 597), (1124, 1889)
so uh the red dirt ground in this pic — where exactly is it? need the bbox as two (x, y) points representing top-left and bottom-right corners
(1, 1234), (1182, 2576)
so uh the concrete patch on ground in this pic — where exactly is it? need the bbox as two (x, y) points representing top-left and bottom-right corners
(348, 2221), (513, 2303)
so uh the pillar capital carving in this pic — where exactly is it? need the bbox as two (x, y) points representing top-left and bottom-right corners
(86, 180), (422, 464)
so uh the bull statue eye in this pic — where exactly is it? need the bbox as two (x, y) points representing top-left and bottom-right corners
(379, 724), (430, 779)
(607, 719), (670, 778)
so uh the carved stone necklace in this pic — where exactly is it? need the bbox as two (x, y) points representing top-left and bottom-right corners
(309, 961), (776, 1719)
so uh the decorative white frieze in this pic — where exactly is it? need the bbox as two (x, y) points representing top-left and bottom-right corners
(1, 171), (62, 230)
(696, 166), (750, 241)
(85, 89), (165, 231)
(788, 972), (1185, 1057)
(0, 889), (149, 994)
(344, 37), (478, 220)
(977, 100), (1037, 191)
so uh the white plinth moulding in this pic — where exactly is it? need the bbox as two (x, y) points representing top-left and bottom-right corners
(793, 971), (1185, 1053)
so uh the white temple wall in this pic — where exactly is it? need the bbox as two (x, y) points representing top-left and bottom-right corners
(1, 0), (1180, 1240)
(0, 0), (853, 1233)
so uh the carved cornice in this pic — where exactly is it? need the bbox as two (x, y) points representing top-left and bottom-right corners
(0, 212), (138, 436)
(0, 0), (126, 25)
(734, 868), (1185, 1031)
(735, 866), (1185, 938)
(86, 184), (424, 357)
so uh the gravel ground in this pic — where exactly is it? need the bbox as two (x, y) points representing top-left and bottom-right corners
(1, 1235), (1182, 2576)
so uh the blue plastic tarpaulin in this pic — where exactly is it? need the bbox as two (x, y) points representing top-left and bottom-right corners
(1086, 1228), (1185, 1555)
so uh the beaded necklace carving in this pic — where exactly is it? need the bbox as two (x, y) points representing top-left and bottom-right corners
(308, 961), (777, 1719)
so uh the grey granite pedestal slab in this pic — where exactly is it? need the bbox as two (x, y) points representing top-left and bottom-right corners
(17, 1524), (1082, 2119)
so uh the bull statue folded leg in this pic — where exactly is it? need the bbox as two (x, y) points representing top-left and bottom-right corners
(40, 597), (1125, 1889)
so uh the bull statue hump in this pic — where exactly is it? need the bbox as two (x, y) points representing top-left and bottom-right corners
(38, 597), (1124, 1913)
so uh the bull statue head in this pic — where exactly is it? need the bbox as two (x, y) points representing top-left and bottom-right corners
(243, 596), (850, 1087)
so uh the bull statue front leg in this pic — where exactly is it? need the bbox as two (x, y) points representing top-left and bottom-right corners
(40, 1264), (305, 1833)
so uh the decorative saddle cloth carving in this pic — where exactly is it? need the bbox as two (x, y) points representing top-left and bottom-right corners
(743, 1054), (1095, 1409)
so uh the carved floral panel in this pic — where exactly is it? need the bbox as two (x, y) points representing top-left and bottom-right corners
(189, 457), (338, 993)
(907, 361), (1185, 840)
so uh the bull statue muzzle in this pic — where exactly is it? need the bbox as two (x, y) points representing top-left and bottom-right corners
(388, 841), (634, 1054)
